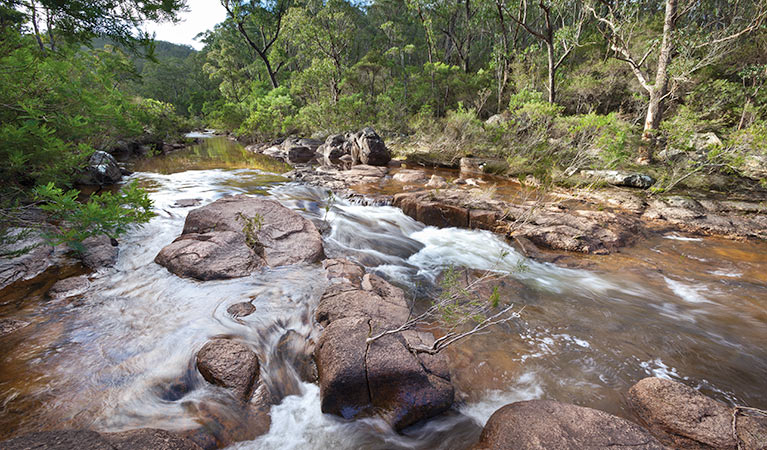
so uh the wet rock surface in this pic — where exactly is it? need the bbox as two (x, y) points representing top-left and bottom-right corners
(474, 400), (665, 450)
(80, 151), (123, 185)
(0, 428), (203, 450)
(48, 275), (90, 299)
(226, 302), (256, 318)
(155, 195), (324, 280)
(171, 198), (202, 208)
(314, 258), (454, 430)
(81, 235), (119, 270)
(0, 228), (64, 290)
(628, 377), (767, 450)
(0, 318), (30, 337)
(289, 163), (767, 253)
(196, 338), (260, 402)
(393, 189), (641, 254)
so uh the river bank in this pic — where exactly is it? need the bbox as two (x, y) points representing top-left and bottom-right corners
(1, 135), (765, 449)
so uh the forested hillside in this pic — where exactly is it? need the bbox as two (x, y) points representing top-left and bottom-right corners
(184, 0), (767, 191)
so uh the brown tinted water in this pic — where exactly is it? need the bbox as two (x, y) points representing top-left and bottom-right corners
(0, 136), (765, 449)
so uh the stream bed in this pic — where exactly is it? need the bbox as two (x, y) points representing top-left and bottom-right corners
(1, 136), (765, 448)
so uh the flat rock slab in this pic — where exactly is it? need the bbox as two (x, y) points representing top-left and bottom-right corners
(155, 195), (324, 280)
(196, 338), (260, 402)
(629, 377), (767, 449)
(474, 400), (665, 450)
(48, 275), (90, 299)
(0, 429), (202, 450)
(0, 228), (62, 290)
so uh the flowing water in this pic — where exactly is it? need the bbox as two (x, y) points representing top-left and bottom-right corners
(1, 136), (766, 448)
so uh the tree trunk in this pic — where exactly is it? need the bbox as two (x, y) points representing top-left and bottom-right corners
(642, 0), (676, 140)
(262, 55), (279, 89)
(30, 1), (45, 52)
(546, 40), (555, 103)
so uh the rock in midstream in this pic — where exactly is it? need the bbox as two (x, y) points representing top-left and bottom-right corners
(155, 195), (324, 280)
(473, 400), (665, 450)
(314, 258), (454, 431)
(196, 338), (260, 403)
(628, 377), (767, 449)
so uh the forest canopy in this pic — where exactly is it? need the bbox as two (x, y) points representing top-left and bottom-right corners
(2, 0), (767, 198)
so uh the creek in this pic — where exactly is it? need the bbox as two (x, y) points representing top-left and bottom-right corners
(1, 136), (765, 449)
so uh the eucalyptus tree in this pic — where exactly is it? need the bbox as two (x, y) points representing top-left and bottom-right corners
(587, 0), (767, 159)
(504, 0), (588, 104)
(221, 0), (293, 88)
(283, 0), (362, 102)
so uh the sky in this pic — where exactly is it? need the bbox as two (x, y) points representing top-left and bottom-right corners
(142, 0), (227, 50)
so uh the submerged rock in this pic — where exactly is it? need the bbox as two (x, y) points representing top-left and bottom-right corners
(474, 400), (664, 450)
(81, 235), (118, 270)
(196, 338), (260, 402)
(48, 275), (90, 299)
(155, 195), (323, 280)
(314, 259), (454, 430)
(171, 198), (202, 208)
(628, 377), (767, 450)
(226, 302), (256, 318)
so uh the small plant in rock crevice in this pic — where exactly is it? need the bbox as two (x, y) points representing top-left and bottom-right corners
(236, 212), (265, 256)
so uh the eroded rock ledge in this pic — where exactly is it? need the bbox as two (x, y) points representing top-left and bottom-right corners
(289, 163), (767, 254)
(315, 258), (454, 430)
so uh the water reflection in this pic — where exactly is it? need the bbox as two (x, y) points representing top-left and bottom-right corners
(128, 137), (292, 175)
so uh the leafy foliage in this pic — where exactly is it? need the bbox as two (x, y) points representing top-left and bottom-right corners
(33, 181), (155, 253)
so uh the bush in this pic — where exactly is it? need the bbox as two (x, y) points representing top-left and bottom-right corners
(239, 86), (297, 140)
(33, 181), (155, 253)
(566, 112), (636, 168)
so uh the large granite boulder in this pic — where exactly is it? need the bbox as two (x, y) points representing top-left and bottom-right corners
(320, 134), (353, 166)
(196, 338), (260, 402)
(628, 377), (767, 449)
(314, 259), (453, 430)
(155, 195), (323, 280)
(474, 400), (664, 450)
(351, 127), (391, 166)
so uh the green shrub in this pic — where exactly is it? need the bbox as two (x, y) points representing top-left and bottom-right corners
(567, 112), (635, 167)
(239, 86), (297, 140)
(33, 181), (155, 253)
